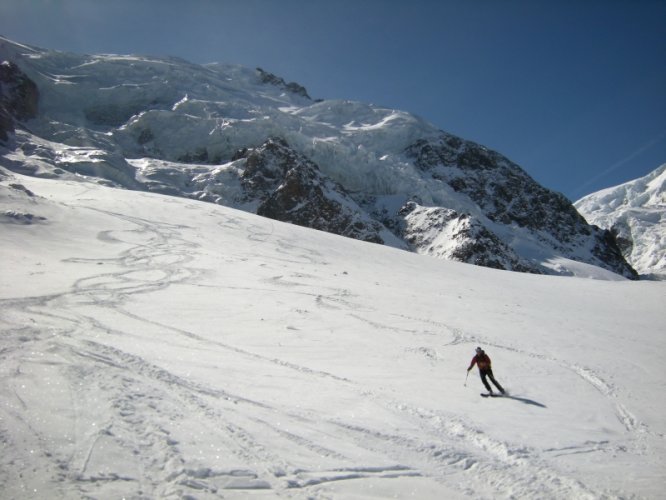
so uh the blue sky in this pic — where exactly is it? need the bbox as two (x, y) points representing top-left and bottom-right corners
(1, 0), (664, 200)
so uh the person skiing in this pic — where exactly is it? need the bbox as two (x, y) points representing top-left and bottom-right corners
(467, 346), (506, 395)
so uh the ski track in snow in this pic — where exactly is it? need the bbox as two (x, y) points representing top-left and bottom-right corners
(0, 195), (656, 499)
(461, 337), (652, 438)
(355, 310), (651, 440)
(383, 309), (653, 442)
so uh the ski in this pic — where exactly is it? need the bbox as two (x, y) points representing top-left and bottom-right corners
(480, 393), (502, 398)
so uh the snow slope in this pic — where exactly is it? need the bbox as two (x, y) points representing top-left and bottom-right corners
(575, 164), (666, 278)
(1, 169), (664, 499)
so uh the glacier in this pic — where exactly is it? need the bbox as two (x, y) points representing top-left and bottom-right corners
(0, 36), (636, 279)
(575, 164), (666, 278)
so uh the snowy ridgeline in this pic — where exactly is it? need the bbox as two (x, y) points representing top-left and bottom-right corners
(0, 36), (639, 279)
(1, 168), (665, 499)
(575, 164), (666, 278)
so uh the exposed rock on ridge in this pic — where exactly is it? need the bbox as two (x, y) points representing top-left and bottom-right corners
(398, 202), (541, 273)
(238, 138), (394, 244)
(256, 67), (311, 100)
(0, 60), (39, 142)
(403, 135), (637, 279)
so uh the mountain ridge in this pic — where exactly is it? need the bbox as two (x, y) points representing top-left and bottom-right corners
(0, 36), (636, 279)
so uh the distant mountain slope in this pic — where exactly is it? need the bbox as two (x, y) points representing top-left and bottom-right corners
(575, 164), (665, 278)
(0, 36), (636, 279)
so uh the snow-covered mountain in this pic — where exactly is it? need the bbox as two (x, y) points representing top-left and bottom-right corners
(0, 36), (636, 279)
(1, 167), (664, 499)
(575, 164), (665, 278)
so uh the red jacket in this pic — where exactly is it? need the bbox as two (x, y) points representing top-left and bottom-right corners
(468, 353), (491, 371)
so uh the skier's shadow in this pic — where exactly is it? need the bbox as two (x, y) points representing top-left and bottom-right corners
(505, 395), (547, 408)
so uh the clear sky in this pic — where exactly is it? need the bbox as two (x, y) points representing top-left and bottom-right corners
(1, 0), (664, 200)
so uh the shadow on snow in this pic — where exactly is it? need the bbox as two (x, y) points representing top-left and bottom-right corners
(505, 395), (547, 408)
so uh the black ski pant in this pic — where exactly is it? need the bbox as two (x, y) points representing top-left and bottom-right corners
(480, 368), (504, 394)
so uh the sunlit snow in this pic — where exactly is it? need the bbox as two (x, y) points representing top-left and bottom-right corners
(576, 164), (665, 278)
(1, 170), (664, 499)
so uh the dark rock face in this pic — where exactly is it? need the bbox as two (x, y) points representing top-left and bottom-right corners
(609, 224), (634, 257)
(592, 228), (638, 279)
(0, 104), (11, 141)
(239, 138), (388, 243)
(0, 60), (39, 141)
(403, 135), (638, 278)
(398, 201), (541, 274)
(256, 68), (311, 100)
(405, 136), (588, 237)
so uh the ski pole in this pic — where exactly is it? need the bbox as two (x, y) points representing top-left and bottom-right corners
(464, 370), (469, 387)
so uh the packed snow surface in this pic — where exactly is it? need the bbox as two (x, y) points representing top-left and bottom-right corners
(1, 171), (664, 499)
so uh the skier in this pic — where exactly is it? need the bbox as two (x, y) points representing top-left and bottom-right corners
(467, 346), (506, 395)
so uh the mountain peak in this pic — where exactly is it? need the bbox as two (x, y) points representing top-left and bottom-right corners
(0, 37), (637, 279)
(256, 67), (311, 100)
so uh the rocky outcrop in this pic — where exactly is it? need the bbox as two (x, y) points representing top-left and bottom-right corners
(405, 136), (588, 238)
(398, 201), (541, 273)
(403, 135), (638, 279)
(256, 68), (311, 99)
(238, 138), (392, 244)
(0, 61), (39, 141)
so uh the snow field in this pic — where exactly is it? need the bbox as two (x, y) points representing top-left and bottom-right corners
(1, 171), (664, 499)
